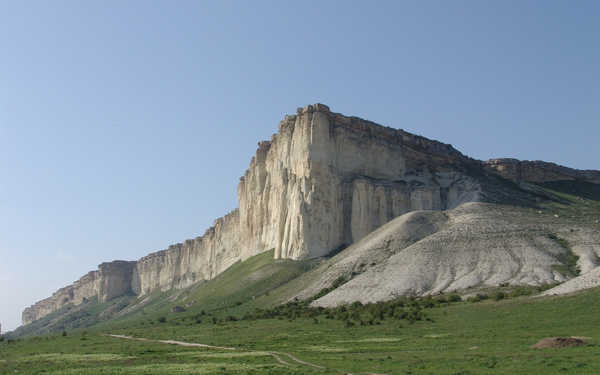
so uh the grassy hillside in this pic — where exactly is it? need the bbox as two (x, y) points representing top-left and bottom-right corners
(7, 295), (137, 339)
(3, 287), (600, 374)
(8, 250), (319, 339)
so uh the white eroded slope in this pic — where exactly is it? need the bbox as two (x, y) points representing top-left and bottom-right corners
(305, 202), (600, 306)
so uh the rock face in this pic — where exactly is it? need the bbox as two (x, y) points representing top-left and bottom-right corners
(22, 261), (135, 325)
(21, 103), (599, 326)
(131, 210), (241, 295)
(238, 104), (484, 260)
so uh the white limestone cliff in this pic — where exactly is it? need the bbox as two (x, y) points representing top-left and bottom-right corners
(19, 104), (511, 325)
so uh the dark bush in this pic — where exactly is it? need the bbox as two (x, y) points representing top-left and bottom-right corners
(493, 292), (506, 301)
(510, 287), (534, 297)
(158, 316), (167, 323)
(467, 293), (489, 303)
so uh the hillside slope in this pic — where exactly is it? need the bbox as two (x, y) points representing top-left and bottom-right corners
(281, 184), (600, 306)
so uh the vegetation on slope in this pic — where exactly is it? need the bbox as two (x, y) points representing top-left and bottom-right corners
(8, 295), (136, 339)
(9, 250), (319, 339)
(534, 181), (600, 222)
(3, 286), (600, 374)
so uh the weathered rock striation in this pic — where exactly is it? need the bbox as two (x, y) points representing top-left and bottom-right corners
(132, 210), (241, 295)
(238, 104), (487, 260)
(22, 104), (599, 325)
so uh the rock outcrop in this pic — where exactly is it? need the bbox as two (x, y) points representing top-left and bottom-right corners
(21, 104), (599, 325)
(485, 158), (600, 184)
(22, 261), (135, 325)
(238, 104), (484, 260)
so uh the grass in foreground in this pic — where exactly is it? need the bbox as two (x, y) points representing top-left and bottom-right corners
(3, 287), (600, 374)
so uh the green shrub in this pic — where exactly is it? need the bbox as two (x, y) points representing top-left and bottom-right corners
(157, 317), (167, 323)
(493, 292), (506, 301)
(467, 294), (489, 303)
(510, 287), (534, 297)
(448, 294), (462, 302)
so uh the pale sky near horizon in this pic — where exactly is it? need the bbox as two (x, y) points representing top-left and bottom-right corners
(1, 1), (598, 332)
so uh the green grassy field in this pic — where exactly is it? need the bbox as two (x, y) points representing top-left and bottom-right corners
(3, 287), (600, 375)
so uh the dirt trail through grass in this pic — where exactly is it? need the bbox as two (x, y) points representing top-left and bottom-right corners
(105, 334), (393, 374)
(106, 334), (325, 370)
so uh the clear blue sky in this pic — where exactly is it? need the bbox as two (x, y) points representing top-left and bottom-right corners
(1, 1), (598, 331)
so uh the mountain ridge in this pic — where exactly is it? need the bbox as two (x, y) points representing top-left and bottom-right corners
(21, 104), (600, 327)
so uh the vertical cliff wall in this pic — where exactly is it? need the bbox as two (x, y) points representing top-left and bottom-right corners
(132, 210), (241, 295)
(22, 261), (136, 325)
(239, 104), (482, 259)
(22, 103), (487, 325)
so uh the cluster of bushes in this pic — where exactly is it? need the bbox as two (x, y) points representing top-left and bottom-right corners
(465, 283), (558, 303)
(153, 282), (559, 327)
(0, 336), (19, 344)
(240, 293), (463, 327)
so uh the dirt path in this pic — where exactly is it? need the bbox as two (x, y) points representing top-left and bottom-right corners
(106, 334), (389, 374)
(106, 334), (320, 369)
